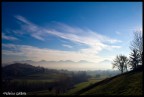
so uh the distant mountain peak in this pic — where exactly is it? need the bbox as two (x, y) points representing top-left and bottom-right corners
(78, 60), (90, 63)
(59, 60), (74, 63)
(39, 60), (47, 62)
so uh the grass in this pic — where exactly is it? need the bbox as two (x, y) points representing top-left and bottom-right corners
(27, 90), (56, 95)
(11, 79), (55, 83)
(63, 78), (103, 95)
(80, 71), (143, 96)
(4, 65), (142, 96)
(24, 77), (103, 95)
(19, 73), (64, 80)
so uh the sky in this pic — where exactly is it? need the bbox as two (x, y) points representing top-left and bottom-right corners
(2, 2), (142, 70)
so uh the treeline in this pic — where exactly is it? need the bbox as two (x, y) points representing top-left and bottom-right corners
(112, 31), (143, 73)
(2, 63), (45, 79)
(86, 70), (120, 78)
(2, 63), (90, 94)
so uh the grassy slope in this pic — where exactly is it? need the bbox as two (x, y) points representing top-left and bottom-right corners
(79, 70), (143, 96)
(63, 78), (103, 95)
(27, 78), (102, 95)
(27, 69), (143, 96)
(27, 90), (56, 95)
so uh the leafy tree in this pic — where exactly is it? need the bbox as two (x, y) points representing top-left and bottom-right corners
(112, 55), (129, 73)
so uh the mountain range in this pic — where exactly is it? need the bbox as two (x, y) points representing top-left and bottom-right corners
(2, 60), (112, 71)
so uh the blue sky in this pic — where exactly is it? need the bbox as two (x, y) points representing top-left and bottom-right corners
(2, 2), (142, 70)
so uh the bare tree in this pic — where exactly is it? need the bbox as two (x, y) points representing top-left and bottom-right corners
(112, 55), (129, 73)
(129, 49), (141, 70)
(130, 31), (143, 65)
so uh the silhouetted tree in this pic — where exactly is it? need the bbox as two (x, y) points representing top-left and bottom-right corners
(112, 55), (129, 73)
(130, 31), (143, 65)
(129, 49), (141, 70)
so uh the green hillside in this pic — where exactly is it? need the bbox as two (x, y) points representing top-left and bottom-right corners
(2, 63), (143, 96)
(63, 78), (102, 95)
(2, 63), (90, 95)
(73, 66), (143, 96)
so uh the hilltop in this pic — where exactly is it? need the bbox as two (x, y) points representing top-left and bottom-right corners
(70, 65), (143, 96)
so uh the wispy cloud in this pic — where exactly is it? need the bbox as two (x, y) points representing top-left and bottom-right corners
(2, 33), (18, 41)
(115, 31), (121, 35)
(12, 30), (24, 35)
(54, 22), (85, 34)
(15, 15), (122, 47)
(127, 27), (142, 37)
(62, 44), (73, 48)
(10, 15), (122, 63)
(15, 15), (46, 41)
(44, 26), (121, 53)
(2, 43), (103, 63)
(2, 43), (115, 70)
(128, 27), (142, 32)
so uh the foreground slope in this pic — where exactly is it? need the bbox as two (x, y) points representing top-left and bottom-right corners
(76, 66), (143, 96)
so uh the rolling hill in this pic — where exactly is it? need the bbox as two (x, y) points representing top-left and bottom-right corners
(71, 65), (143, 96)
(2, 63), (46, 79)
(2, 63), (90, 94)
(2, 63), (143, 95)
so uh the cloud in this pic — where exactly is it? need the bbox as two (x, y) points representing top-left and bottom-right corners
(2, 43), (103, 63)
(116, 31), (121, 35)
(62, 44), (73, 48)
(128, 27), (143, 33)
(2, 43), (115, 70)
(2, 33), (18, 41)
(15, 15), (121, 48)
(2, 43), (121, 70)
(6, 15), (122, 64)
(54, 22), (85, 34)
(15, 15), (33, 25)
(127, 27), (142, 37)
(12, 30), (24, 35)
(31, 33), (45, 41)
(44, 26), (122, 53)
(85, 29), (122, 44)
(15, 15), (46, 41)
